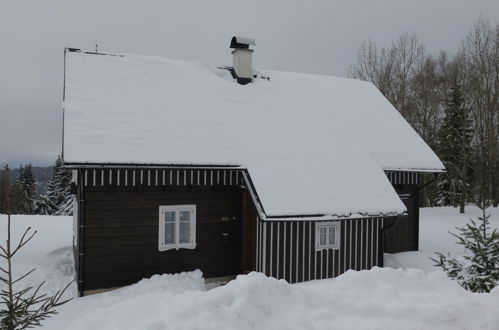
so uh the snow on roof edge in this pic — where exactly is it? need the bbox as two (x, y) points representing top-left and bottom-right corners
(262, 210), (406, 222)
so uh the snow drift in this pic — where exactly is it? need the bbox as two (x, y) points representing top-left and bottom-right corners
(45, 268), (499, 330)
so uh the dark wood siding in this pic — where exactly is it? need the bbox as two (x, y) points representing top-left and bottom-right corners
(255, 217), (384, 283)
(384, 171), (420, 253)
(78, 168), (244, 294)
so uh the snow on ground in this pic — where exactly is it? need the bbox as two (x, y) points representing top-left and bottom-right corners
(1, 207), (499, 329)
(385, 205), (499, 272)
(0, 215), (76, 299)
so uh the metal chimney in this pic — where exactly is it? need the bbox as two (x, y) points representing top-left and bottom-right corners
(230, 36), (255, 85)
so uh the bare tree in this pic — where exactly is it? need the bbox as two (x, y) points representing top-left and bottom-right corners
(459, 17), (499, 207)
(349, 33), (426, 127)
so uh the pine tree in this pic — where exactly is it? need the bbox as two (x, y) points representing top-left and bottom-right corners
(436, 80), (473, 212)
(0, 167), (8, 214)
(37, 155), (73, 216)
(33, 195), (55, 215)
(432, 204), (499, 293)
(13, 165), (37, 215)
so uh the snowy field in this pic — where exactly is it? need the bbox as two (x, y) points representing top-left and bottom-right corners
(1, 206), (498, 329)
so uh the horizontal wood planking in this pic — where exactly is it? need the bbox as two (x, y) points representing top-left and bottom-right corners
(79, 175), (244, 292)
(256, 218), (384, 283)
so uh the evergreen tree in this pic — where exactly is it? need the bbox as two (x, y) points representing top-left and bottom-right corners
(37, 155), (73, 216)
(0, 166), (8, 214)
(436, 81), (473, 212)
(13, 165), (37, 215)
(33, 195), (55, 215)
(432, 204), (499, 293)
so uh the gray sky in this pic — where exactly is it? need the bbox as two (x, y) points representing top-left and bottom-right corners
(1, 0), (497, 165)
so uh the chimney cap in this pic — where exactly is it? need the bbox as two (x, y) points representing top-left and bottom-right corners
(230, 36), (255, 49)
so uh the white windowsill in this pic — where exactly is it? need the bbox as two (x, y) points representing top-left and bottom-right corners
(315, 245), (340, 251)
(159, 243), (197, 252)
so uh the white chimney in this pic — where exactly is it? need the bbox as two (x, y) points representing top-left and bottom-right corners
(230, 36), (255, 85)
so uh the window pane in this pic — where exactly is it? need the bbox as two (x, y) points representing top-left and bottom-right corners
(179, 211), (191, 221)
(320, 227), (326, 246)
(164, 211), (175, 222)
(179, 221), (190, 243)
(164, 222), (175, 244)
(328, 226), (336, 245)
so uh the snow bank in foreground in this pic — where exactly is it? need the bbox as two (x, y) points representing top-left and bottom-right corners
(4, 211), (499, 329)
(43, 268), (499, 330)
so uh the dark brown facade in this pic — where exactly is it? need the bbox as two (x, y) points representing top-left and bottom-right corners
(384, 171), (421, 253)
(74, 167), (246, 295)
(255, 217), (386, 283)
(72, 166), (424, 296)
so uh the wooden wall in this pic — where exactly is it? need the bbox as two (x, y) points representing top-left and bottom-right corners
(384, 171), (420, 253)
(73, 166), (416, 295)
(255, 217), (385, 283)
(76, 168), (244, 295)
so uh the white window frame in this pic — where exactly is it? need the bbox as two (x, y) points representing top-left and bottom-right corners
(315, 221), (340, 250)
(158, 205), (196, 251)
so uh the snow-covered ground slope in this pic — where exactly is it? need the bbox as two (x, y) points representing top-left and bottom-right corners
(385, 205), (499, 272)
(1, 207), (498, 329)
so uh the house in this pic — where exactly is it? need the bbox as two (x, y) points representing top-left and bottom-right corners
(62, 37), (444, 296)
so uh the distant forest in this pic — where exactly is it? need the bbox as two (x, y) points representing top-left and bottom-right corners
(9, 166), (52, 194)
(349, 16), (498, 211)
(0, 156), (73, 215)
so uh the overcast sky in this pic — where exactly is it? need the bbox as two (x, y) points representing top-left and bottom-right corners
(0, 0), (497, 165)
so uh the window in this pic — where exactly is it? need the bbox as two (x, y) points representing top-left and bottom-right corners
(315, 222), (340, 250)
(159, 205), (196, 251)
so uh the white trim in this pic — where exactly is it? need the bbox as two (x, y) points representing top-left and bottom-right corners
(354, 220), (358, 270)
(308, 221), (312, 280)
(276, 222), (280, 279)
(332, 249), (336, 277)
(360, 219), (363, 269)
(295, 222), (299, 282)
(349, 220), (352, 270)
(302, 222), (305, 281)
(255, 216), (261, 272)
(158, 205), (196, 251)
(269, 222), (273, 277)
(315, 221), (341, 250)
(262, 221), (267, 274)
(343, 221), (346, 274)
(289, 222), (293, 282)
(283, 222), (287, 281)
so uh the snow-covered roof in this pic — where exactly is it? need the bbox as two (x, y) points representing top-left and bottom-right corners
(63, 50), (443, 219)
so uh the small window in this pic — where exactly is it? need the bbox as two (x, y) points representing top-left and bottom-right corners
(315, 222), (340, 250)
(159, 205), (196, 251)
